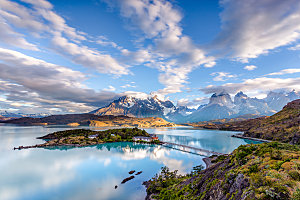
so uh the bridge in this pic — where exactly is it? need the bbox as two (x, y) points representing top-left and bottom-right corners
(160, 142), (225, 157)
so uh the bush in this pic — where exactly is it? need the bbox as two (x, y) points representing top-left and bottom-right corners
(212, 155), (226, 163)
(190, 165), (204, 176)
(288, 170), (300, 181)
(270, 150), (283, 160)
(292, 188), (300, 200)
(248, 164), (259, 173)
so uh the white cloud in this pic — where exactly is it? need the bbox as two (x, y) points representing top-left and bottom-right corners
(121, 91), (149, 99)
(289, 43), (300, 50)
(104, 0), (215, 95)
(21, 0), (53, 9)
(0, 48), (120, 113)
(51, 33), (129, 75)
(120, 84), (136, 89)
(0, 0), (129, 75)
(213, 0), (300, 62)
(267, 68), (300, 76)
(210, 72), (237, 81)
(103, 85), (116, 92)
(201, 77), (300, 97)
(177, 97), (207, 109)
(0, 16), (39, 50)
(97, 38), (118, 49)
(244, 65), (257, 71)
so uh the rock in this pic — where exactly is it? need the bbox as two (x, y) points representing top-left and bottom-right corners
(128, 170), (135, 174)
(114, 185), (118, 189)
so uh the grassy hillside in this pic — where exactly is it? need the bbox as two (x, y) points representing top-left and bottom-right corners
(201, 99), (300, 144)
(186, 114), (263, 127)
(145, 142), (300, 200)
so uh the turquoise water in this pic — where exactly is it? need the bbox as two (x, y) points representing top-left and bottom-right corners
(0, 124), (260, 200)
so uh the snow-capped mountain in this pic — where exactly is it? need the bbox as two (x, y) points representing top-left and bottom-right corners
(166, 106), (196, 123)
(185, 90), (299, 122)
(0, 111), (50, 118)
(209, 91), (235, 108)
(233, 92), (273, 116)
(187, 92), (236, 122)
(264, 90), (299, 111)
(90, 95), (176, 118)
(90, 90), (300, 123)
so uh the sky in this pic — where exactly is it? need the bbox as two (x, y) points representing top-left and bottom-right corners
(0, 0), (300, 114)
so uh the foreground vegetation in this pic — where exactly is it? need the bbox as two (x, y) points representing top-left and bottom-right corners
(146, 142), (300, 200)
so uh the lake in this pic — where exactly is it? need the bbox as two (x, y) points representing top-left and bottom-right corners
(0, 124), (260, 200)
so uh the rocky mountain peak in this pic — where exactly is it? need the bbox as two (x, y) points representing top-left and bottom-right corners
(235, 91), (247, 98)
(209, 91), (234, 108)
(234, 91), (248, 104)
(287, 90), (299, 100)
(91, 95), (176, 118)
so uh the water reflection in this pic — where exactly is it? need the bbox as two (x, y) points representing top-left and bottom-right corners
(0, 125), (204, 200)
(0, 125), (259, 200)
(146, 127), (261, 154)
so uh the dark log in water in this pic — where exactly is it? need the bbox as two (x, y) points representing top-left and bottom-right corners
(135, 171), (142, 175)
(121, 176), (135, 184)
(128, 170), (135, 174)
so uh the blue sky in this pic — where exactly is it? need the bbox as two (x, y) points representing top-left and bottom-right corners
(0, 0), (300, 113)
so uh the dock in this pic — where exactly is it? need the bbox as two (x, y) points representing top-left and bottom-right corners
(161, 142), (225, 157)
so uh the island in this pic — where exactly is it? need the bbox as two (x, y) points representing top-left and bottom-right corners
(14, 127), (161, 150)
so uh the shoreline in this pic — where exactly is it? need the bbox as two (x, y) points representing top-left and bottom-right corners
(203, 157), (213, 168)
(231, 134), (271, 143)
(13, 140), (162, 150)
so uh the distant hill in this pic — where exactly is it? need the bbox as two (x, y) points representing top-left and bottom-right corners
(201, 99), (300, 144)
(186, 114), (263, 127)
(3, 114), (176, 128)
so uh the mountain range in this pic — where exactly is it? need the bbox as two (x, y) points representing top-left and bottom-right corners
(200, 98), (300, 144)
(0, 111), (50, 119)
(91, 90), (300, 123)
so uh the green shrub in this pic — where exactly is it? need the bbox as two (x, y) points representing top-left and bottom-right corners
(248, 164), (259, 173)
(212, 155), (227, 163)
(292, 188), (300, 200)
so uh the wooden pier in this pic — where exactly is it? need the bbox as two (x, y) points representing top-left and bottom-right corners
(161, 142), (225, 157)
